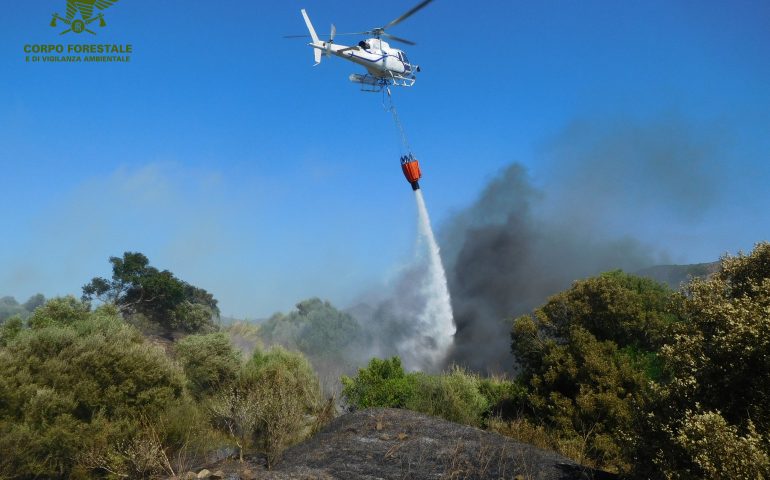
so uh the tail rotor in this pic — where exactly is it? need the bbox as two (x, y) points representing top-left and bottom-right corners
(325, 24), (336, 57)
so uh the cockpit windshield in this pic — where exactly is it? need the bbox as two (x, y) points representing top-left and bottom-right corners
(401, 52), (410, 65)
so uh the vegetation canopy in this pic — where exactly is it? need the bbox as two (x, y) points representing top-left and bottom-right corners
(82, 252), (220, 334)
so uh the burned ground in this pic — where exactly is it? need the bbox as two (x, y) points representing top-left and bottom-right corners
(192, 408), (616, 480)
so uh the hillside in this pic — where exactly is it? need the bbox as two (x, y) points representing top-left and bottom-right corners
(635, 261), (719, 289)
(187, 408), (615, 480)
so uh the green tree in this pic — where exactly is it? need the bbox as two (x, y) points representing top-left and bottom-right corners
(23, 293), (46, 312)
(511, 271), (675, 472)
(82, 251), (220, 334)
(634, 243), (770, 479)
(0, 296), (24, 323)
(0, 294), (46, 323)
(260, 298), (360, 360)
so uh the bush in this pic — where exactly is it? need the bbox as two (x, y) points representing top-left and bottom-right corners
(175, 332), (241, 399)
(674, 410), (769, 479)
(210, 346), (326, 468)
(341, 356), (418, 409)
(226, 321), (263, 356)
(247, 347), (325, 466)
(0, 299), (191, 478)
(342, 357), (518, 429)
(0, 315), (23, 346)
(633, 243), (770, 479)
(27, 295), (90, 329)
(406, 366), (489, 427)
(171, 301), (219, 334)
(510, 271), (673, 473)
(477, 375), (528, 421)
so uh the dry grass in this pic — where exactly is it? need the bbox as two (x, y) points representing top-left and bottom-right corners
(487, 415), (604, 474)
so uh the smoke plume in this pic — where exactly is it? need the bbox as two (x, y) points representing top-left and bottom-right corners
(348, 116), (725, 374)
(441, 117), (724, 373)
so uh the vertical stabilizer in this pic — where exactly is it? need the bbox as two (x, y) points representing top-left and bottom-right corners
(301, 9), (322, 65)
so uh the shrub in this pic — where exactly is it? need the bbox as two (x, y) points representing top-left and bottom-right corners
(633, 243), (770, 479)
(175, 332), (241, 399)
(341, 356), (418, 409)
(674, 410), (769, 479)
(406, 366), (489, 427)
(0, 315), (23, 346)
(342, 358), (511, 428)
(0, 299), (189, 478)
(226, 321), (263, 356)
(477, 375), (528, 421)
(171, 301), (219, 334)
(210, 346), (326, 468)
(510, 271), (672, 473)
(245, 347), (325, 467)
(27, 295), (90, 329)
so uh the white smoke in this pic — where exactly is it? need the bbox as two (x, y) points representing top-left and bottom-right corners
(347, 189), (456, 372)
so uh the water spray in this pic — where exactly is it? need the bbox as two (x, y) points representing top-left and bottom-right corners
(386, 91), (456, 366)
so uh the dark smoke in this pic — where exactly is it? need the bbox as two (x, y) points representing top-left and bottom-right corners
(440, 117), (724, 373)
(441, 164), (655, 372)
(347, 116), (724, 374)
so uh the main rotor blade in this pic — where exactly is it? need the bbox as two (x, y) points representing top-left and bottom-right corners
(382, 32), (416, 45)
(383, 0), (434, 30)
(284, 32), (363, 39)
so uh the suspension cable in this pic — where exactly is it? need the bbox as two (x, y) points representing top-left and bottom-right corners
(384, 87), (412, 153)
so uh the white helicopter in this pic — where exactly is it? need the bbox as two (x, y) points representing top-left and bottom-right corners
(286, 0), (433, 91)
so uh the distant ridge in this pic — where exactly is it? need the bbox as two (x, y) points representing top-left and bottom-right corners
(635, 261), (719, 289)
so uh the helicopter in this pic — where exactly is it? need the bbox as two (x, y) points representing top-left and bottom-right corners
(286, 0), (433, 91)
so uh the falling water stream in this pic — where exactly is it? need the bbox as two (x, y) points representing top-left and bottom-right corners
(411, 189), (456, 367)
(384, 91), (455, 368)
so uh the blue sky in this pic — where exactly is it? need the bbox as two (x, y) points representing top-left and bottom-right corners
(1, 0), (768, 318)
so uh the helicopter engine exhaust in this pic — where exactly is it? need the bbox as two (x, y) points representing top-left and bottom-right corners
(401, 154), (422, 190)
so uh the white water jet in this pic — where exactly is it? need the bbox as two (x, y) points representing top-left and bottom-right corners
(400, 189), (455, 368)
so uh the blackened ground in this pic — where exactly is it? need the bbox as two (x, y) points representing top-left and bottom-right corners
(191, 408), (616, 480)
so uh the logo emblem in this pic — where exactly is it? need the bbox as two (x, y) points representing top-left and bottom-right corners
(50, 0), (119, 35)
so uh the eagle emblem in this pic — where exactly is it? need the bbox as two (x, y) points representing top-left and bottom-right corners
(50, 0), (119, 35)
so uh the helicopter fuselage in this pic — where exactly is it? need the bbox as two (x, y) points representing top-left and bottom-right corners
(310, 38), (417, 79)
